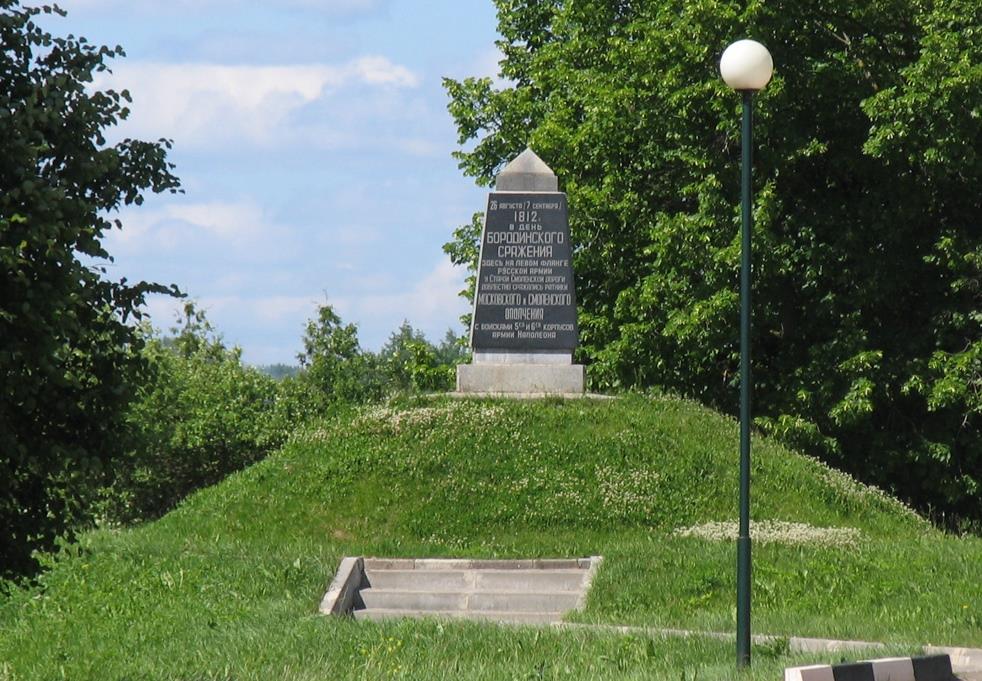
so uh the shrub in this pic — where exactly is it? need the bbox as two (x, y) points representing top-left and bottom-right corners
(105, 306), (289, 522)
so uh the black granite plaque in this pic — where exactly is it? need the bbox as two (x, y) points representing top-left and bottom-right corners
(471, 192), (577, 350)
(831, 662), (875, 681)
(910, 655), (953, 680)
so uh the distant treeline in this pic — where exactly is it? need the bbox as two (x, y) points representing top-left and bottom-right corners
(258, 364), (300, 381)
(99, 302), (467, 533)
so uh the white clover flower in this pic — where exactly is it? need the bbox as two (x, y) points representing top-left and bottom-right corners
(352, 402), (504, 433)
(673, 520), (863, 549)
(802, 454), (926, 524)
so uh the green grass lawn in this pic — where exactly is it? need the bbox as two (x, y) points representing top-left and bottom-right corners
(1, 395), (978, 680)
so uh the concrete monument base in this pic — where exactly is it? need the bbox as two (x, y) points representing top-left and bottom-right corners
(456, 363), (585, 395)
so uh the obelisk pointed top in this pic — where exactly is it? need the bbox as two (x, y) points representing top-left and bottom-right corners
(495, 148), (559, 192)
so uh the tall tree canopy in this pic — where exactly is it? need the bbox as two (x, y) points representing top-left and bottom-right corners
(444, 0), (981, 526)
(1, 2), (180, 577)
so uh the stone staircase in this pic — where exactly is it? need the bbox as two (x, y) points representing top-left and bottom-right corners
(320, 557), (602, 625)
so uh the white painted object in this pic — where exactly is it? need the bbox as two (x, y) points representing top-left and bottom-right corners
(866, 656), (916, 681)
(720, 39), (774, 91)
(784, 665), (835, 681)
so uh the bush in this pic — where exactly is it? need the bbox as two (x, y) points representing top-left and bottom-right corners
(105, 306), (289, 522)
(294, 303), (386, 410)
(292, 305), (465, 409)
(379, 322), (462, 394)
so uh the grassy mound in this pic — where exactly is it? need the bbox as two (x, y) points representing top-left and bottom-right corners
(1, 395), (978, 680)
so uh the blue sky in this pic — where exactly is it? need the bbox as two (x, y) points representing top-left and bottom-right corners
(55, 0), (502, 365)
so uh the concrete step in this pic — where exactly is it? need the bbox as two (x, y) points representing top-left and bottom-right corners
(364, 569), (587, 592)
(473, 569), (587, 592)
(469, 590), (579, 612)
(363, 570), (470, 591)
(361, 589), (466, 611)
(362, 558), (587, 570)
(360, 588), (580, 613)
(321, 556), (604, 626)
(353, 608), (564, 625)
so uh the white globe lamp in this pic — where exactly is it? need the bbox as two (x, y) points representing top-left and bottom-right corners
(720, 39), (773, 91)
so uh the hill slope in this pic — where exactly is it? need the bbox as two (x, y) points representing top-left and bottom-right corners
(1, 395), (979, 680)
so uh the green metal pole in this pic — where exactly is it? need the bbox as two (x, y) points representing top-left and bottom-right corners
(737, 89), (754, 669)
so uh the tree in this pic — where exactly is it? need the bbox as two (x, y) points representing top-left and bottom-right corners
(444, 0), (981, 526)
(379, 321), (458, 393)
(296, 302), (383, 407)
(861, 0), (982, 528)
(380, 320), (431, 392)
(0, 3), (181, 577)
(435, 328), (469, 369)
(108, 305), (287, 523)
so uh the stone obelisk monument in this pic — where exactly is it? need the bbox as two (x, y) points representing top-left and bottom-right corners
(456, 148), (585, 395)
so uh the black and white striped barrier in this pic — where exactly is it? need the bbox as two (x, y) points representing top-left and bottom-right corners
(785, 654), (955, 681)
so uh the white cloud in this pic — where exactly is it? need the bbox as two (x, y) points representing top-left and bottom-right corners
(136, 256), (468, 365)
(445, 46), (513, 91)
(68, 0), (385, 14)
(250, 295), (322, 325)
(106, 198), (296, 261)
(93, 58), (420, 149)
(334, 256), (468, 347)
(141, 295), (187, 331)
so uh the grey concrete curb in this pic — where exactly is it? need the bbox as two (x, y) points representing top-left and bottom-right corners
(318, 556), (364, 615)
(785, 654), (954, 681)
(552, 623), (981, 674)
(926, 647), (982, 672)
(361, 557), (598, 571)
(553, 623), (888, 655)
(575, 556), (603, 612)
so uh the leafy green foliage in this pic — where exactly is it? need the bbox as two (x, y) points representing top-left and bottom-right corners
(379, 322), (464, 393)
(0, 397), (978, 679)
(442, 211), (484, 330)
(106, 305), (289, 523)
(443, 0), (982, 526)
(293, 305), (466, 407)
(294, 303), (386, 410)
(0, 3), (181, 577)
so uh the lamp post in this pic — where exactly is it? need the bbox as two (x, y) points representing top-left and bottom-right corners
(720, 38), (773, 669)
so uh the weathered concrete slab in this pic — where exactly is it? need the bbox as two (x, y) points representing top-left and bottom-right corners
(473, 351), (572, 365)
(354, 609), (563, 625)
(785, 665), (836, 681)
(495, 148), (559, 192)
(456, 362), (584, 395)
(318, 556), (364, 615)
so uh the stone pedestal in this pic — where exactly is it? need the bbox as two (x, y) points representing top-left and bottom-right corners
(457, 351), (585, 395)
